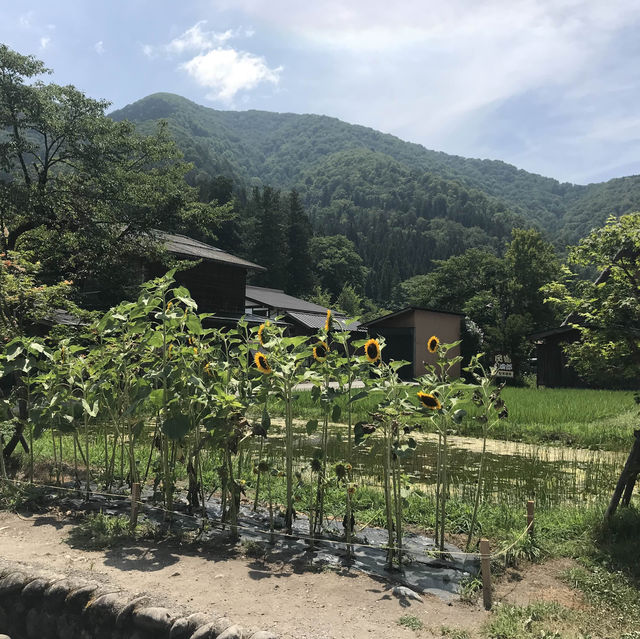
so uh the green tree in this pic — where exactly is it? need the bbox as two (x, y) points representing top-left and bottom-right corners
(309, 235), (368, 298)
(248, 186), (289, 289)
(0, 251), (80, 342)
(394, 230), (558, 375)
(0, 45), (223, 306)
(335, 284), (362, 317)
(544, 213), (640, 386)
(285, 190), (313, 295)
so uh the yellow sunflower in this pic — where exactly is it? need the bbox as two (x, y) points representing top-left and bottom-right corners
(427, 335), (440, 353)
(254, 351), (272, 374)
(364, 338), (381, 363)
(324, 309), (332, 332)
(417, 391), (441, 410)
(258, 321), (270, 346)
(313, 341), (329, 362)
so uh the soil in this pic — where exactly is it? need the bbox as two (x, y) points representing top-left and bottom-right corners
(0, 510), (584, 639)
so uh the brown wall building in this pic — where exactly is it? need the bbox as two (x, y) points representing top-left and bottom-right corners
(365, 307), (463, 379)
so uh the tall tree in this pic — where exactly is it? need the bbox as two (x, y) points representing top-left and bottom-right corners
(249, 186), (289, 289)
(0, 45), (223, 306)
(285, 190), (313, 295)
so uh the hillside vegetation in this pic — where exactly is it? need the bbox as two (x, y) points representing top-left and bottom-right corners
(111, 92), (640, 244)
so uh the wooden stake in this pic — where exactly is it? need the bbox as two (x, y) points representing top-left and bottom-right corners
(130, 482), (141, 530)
(480, 538), (492, 610)
(527, 500), (535, 535)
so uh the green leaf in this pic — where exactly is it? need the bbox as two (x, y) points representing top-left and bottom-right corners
(261, 409), (271, 432)
(452, 408), (467, 424)
(331, 404), (342, 422)
(348, 391), (368, 404)
(162, 412), (192, 440)
(305, 419), (318, 435)
(81, 399), (99, 418)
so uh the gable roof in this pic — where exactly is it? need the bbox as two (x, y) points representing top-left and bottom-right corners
(245, 285), (329, 313)
(157, 231), (265, 271)
(364, 306), (465, 326)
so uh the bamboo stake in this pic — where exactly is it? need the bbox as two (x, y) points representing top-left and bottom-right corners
(130, 482), (141, 529)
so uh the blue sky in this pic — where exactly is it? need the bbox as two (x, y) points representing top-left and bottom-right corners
(3, 0), (640, 184)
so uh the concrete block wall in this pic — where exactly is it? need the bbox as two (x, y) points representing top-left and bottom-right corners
(0, 562), (277, 639)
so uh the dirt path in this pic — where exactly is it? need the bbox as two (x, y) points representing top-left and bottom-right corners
(0, 511), (581, 639)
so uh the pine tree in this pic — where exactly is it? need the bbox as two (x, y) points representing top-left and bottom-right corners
(286, 190), (314, 295)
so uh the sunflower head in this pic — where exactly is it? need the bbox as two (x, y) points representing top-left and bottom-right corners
(364, 338), (381, 363)
(427, 335), (440, 353)
(324, 309), (332, 332)
(258, 321), (270, 346)
(254, 351), (272, 375)
(417, 391), (441, 410)
(313, 341), (329, 362)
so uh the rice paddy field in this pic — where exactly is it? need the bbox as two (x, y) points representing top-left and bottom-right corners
(270, 386), (639, 451)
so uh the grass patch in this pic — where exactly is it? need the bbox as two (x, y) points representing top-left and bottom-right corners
(483, 602), (569, 639)
(398, 614), (423, 631)
(67, 512), (145, 549)
(0, 482), (48, 512)
(441, 626), (470, 639)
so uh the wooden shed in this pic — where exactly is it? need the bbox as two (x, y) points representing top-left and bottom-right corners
(529, 325), (582, 388)
(364, 307), (463, 380)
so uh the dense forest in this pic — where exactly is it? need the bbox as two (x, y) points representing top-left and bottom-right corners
(111, 92), (640, 242)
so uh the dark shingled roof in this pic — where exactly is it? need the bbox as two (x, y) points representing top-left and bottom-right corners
(245, 286), (329, 313)
(286, 311), (361, 332)
(157, 231), (265, 271)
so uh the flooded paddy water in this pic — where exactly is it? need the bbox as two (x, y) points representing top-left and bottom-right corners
(252, 419), (626, 508)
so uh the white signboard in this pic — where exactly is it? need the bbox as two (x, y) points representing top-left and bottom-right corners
(494, 354), (514, 378)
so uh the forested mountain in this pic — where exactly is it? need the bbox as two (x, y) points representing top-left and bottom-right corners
(111, 92), (640, 246)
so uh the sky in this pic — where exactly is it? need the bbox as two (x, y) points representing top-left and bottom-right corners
(3, 0), (640, 185)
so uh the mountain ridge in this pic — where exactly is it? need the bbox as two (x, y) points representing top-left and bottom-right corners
(110, 92), (640, 246)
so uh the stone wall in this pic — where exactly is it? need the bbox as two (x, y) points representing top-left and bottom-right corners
(0, 562), (276, 639)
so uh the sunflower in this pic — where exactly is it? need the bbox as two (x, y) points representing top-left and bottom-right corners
(313, 341), (329, 362)
(427, 335), (440, 353)
(254, 351), (272, 374)
(364, 338), (381, 363)
(324, 309), (332, 332)
(417, 391), (441, 410)
(258, 321), (270, 346)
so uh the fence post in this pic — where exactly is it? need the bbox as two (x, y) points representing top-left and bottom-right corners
(130, 482), (141, 529)
(480, 538), (492, 610)
(527, 500), (535, 535)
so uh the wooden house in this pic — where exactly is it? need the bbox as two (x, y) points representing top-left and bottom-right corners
(148, 232), (266, 322)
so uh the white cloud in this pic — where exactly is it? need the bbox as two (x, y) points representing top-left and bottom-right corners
(39, 36), (50, 49)
(144, 21), (278, 102)
(95, 41), (105, 55)
(19, 11), (33, 28)
(181, 48), (282, 101)
(144, 21), (255, 58)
